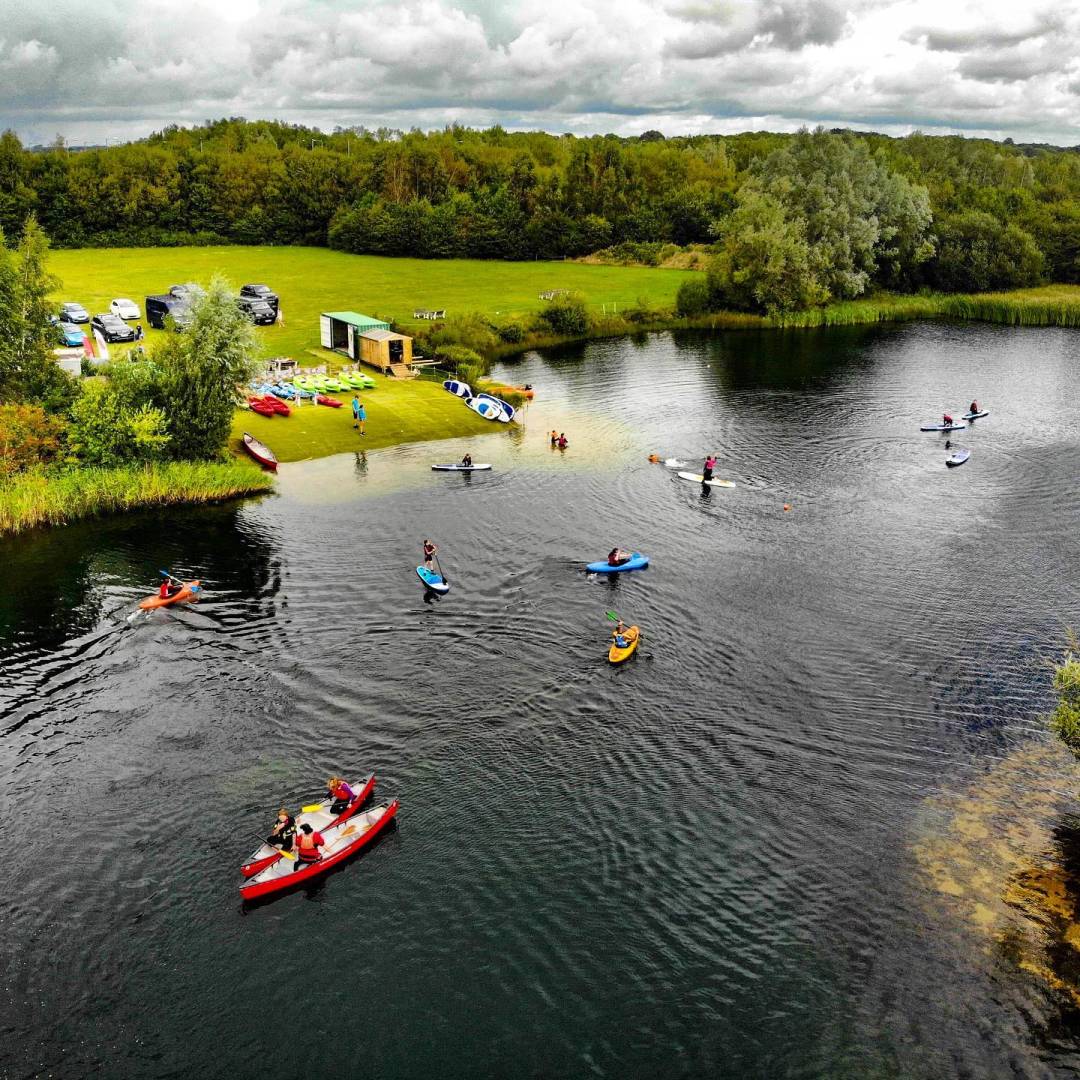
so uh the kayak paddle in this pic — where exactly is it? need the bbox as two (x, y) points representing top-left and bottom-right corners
(253, 832), (295, 861)
(300, 802), (323, 813)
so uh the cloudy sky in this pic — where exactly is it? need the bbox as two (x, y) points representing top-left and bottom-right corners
(1, 0), (1078, 146)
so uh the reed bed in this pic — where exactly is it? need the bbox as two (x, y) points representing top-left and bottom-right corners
(0, 461), (273, 537)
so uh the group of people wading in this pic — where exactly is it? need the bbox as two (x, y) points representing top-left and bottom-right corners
(264, 777), (355, 871)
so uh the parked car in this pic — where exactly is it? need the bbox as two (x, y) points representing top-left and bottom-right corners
(91, 314), (136, 343)
(240, 283), (278, 315)
(110, 298), (140, 320)
(236, 296), (276, 325)
(145, 294), (192, 331)
(50, 317), (86, 347)
(58, 301), (89, 324)
(168, 283), (204, 302)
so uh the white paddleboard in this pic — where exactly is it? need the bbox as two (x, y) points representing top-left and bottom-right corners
(431, 463), (492, 471)
(676, 471), (736, 488)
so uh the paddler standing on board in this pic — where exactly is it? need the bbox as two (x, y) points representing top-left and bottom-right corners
(423, 539), (438, 570)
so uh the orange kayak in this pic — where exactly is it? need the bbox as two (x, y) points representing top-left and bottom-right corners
(139, 580), (201, 610)
(608, 625), (640, 664)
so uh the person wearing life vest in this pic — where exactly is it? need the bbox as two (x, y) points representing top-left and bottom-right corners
(327, 777), (355, 815)
(943, 412), (954, 427)
(266, 808), (296, 852)
(293, 823), (325, 870)
(608, 548), (630, 567)
(612, 619), (630, 649)
(969, 400), (979, 415)
(159, 580), (172, 599)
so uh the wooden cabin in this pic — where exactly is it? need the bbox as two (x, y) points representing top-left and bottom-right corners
(319, 311), (413, 374)
(357, 329), (412, 374)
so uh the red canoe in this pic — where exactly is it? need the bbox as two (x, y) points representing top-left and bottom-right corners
(239, 774), (375, 879)
(248, 397), (276, 417)
(139, 580), (201, 610)
(315, 394), (342, 407)
(240, 798), (399, 901)
(242, 432), (278, 471)
(263, 395), (290, 416)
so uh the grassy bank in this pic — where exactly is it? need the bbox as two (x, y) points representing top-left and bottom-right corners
(0, 461), (273, 537)
(48, 245), (696, 359)
(232, 375), (495, 463)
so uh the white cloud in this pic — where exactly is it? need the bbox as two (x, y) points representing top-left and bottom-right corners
(0, 0), (1078, 145)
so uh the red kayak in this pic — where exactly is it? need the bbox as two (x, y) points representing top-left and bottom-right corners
(248, 397), (276, 417)
(263, 395), (290, 417)
(139, 580), (200, 610)
(239, 774), (375, 879)
(242, 432), (278, 471)
(315, 394), (342, 408)
(240, 798), (399, 901)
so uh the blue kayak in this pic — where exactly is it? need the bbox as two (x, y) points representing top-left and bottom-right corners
(585, 552), (649, 574)
(416, 566), (450, 594)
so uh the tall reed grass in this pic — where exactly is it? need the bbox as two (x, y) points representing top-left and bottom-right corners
(0, 460), (273, 537)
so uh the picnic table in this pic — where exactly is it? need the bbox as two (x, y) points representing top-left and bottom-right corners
(538, 289), (570, 301)
(412, 308), (446, 320)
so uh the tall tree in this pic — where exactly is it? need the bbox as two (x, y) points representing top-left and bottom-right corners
(156, 276), (258, 459)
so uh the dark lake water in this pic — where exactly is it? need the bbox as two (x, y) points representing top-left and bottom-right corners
(4, 322), (1080, 1079)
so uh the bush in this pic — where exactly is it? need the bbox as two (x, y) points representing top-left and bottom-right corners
(0, 403), (66, 477)
(494, 321), (525, 343)
(676, 278), (713, 317)
(1051, 643), (1080, 758)
(437, 345), (484, 371)
(427, 312), (499, 356)
(68, 380), (170, 467)
(538, 293), (590, 336)
(623, 296), (659, 324)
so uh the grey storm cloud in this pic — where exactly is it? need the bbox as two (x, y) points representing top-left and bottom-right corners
(0, 0), (1078, 146)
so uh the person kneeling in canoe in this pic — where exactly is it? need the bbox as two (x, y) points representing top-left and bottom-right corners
(267, 808), (296, 852)
(607, 548), (631, 567)
(293, 823), (325, 871)
(327, 776), (355, 815)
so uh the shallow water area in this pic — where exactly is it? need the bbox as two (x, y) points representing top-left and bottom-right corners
(4, 322), (1080, 1078)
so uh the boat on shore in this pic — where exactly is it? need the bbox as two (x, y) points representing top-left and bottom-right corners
(242, 432), (278, 471)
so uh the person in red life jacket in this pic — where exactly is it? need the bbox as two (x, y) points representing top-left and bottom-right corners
(702, 455), (717, 482)
(607, 547), (631, 566)
(970, 400), (979, 415)
(266, 808), (296, 852)
(327, 776), (355, 815)
(943, 412), (954, 427)
(293, 823), (325, 870)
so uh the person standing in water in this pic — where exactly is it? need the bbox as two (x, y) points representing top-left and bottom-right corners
(557, 433), (568, 449)
(550, 430), (558, 446)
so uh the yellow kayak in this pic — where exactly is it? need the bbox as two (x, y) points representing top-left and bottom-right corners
(608, 625), (640, 664)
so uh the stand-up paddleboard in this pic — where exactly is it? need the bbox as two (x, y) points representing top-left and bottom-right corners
(920, 421), (967, 431)
(676, 471), (736, 488)
(585, 552), (649, 574)
(962, 410), (989, 420)
(431, 463), (492, 471)
(443, 379), (472, 398)
(946, 448), (970, 467)
(466, 397), (504, 421)
(475, 393), (515, 423)
(416, 566), (450, 594)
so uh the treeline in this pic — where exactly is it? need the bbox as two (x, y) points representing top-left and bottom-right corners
(2, 118), (1080, 311)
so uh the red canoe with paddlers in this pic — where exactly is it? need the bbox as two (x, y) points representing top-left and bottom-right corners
(239, 774), (376, 879)
(240, 797), (399, 901)
(242, 432), (278, 471)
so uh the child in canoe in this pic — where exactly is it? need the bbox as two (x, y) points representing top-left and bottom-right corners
(266, 808), (296, 852)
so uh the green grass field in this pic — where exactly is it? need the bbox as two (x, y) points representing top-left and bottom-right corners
(232, 376), (496, 463)
(49, 245), (696, 360)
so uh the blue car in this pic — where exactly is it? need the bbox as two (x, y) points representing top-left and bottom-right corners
(49, 316), (85, 348)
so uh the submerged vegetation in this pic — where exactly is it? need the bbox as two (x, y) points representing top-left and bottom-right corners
(0, 461), (272, 537)
(1050, 637), (1080, 757)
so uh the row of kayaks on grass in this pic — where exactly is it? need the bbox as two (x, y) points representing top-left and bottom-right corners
(239, 773), (399, 901)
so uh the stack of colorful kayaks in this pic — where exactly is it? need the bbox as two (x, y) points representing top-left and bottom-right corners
(239, 773), (399, 901)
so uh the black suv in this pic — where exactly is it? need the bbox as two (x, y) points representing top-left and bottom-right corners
(239, 283), (278, 315)
(236, 296), (276, 325)
(91, 314), (136, 343)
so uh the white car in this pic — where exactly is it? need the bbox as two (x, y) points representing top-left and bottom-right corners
(110, 298), (140, 320)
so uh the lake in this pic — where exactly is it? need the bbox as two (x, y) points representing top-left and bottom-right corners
(4, 322), (1080, 1078)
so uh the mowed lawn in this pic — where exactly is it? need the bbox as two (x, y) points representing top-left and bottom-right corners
(49, 245), (697, 360)
(231, 376), (495, 463)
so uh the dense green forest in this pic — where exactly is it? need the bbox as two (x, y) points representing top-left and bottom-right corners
(2, 118), (1079, 313)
